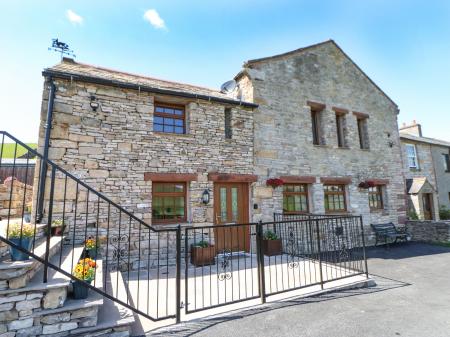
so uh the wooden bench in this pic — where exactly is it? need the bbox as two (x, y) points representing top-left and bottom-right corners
(371, 222), (411, 247)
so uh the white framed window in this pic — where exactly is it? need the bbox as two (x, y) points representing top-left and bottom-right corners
(406, 144), (419, 169)
(442, 153), (450, 172)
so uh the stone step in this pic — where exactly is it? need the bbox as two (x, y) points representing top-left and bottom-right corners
(0, 243), (84, 296)
(70, 269), (135, 337)
(0, 235), (63, 289)
(0, 252), (106, 336)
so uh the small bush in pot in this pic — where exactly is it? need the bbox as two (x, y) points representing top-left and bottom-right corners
(262, 230), (282, 256)
(72, 258), (96, 299)
(190, 240), (216, 266)
(7, 223), (35, 261)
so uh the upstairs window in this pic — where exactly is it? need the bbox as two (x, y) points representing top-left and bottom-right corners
(308, 101), (325, 145)
(283, 184), (309, 213)
(324, 185), (347, 212)
(154, 104), (185, 134)
(336, 114), (346, 147)
(442, 153), (450, 172)
(357, 117), (369, 149)
(368, 186), (383, 210)
(225, 108), (232, 139)
(406, 144), (419, 169)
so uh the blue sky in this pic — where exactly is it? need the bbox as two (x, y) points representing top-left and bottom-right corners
(1, 0), (449, 142)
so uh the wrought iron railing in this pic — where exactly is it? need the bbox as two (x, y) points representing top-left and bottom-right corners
(0, 131), (179, 322)
(0, 131), (369, 324)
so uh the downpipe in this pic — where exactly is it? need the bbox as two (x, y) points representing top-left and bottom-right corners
(37, 78), (56, 223)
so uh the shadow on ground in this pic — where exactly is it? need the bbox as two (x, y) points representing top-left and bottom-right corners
(146, 274), (410, 337)
(366, 242), (450, 260)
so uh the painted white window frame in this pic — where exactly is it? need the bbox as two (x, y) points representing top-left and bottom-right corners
(406, 144), (419, 169)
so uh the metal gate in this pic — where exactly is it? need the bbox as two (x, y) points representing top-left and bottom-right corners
(183, 215), (368, 316)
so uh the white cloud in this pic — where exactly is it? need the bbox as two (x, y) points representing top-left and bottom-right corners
(66, 9), (83, 25)
(143, 9), (166, 30)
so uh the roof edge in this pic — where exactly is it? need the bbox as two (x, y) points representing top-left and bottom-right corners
(400, 133), (450, 148)
(242, 39), (399, 110)
(43, 69), (258, 109)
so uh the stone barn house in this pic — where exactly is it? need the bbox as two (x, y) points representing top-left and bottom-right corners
(35, 40), (406, 251)
(400, 121), (450, 220)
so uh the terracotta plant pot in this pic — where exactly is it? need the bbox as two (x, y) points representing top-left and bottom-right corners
(262, 239), (282, 256)
(72, 280), (90, 299)
(51, 226), (64, 236)
(190, 245), (216, 266)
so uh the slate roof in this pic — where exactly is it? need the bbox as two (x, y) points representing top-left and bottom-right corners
(406, 177), (435, 194)
(43, 58), (257, 107)
(400, 133), (450, 148)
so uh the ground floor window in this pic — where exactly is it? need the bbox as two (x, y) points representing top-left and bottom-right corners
(368, 186), (383, 210)
(324, 184), (346, 212)
(283, 184), (309, 213)
(152, 182), (186, 223)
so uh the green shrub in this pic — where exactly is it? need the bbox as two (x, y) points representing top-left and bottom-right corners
(195, 240), (210, 248)
(408, 210), (419, 220)
(439, 206), (450, 220)
(264, 230), (279, 240)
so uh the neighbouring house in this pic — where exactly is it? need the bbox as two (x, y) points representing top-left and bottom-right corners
(234, 40), (406, 231)
(35, 40), (406, 249)
(400, 121), (450, 220)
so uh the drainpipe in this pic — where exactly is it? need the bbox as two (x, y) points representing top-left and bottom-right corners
(37, 78), (56, 223)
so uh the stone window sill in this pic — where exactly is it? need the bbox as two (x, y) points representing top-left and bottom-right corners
(313, 144), (329, 148)
(153, 131), (193, 138)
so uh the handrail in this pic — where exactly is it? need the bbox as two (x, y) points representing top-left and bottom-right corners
(0, 130), (166, 233)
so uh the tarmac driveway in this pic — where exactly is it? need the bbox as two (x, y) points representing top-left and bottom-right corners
(150, 243), (450, 337)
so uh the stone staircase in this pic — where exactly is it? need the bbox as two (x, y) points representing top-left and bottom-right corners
(0, 226), (135, 337)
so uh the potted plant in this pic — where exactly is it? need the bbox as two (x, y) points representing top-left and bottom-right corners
(358, 180), (375, 189)
(262, 230), (282, 256)
(7, 223), (35, 261)
(50, 219), (65, 236)
(72, 258), (96, 299)
(84, 237), (99, 259)
(266, 178), (284, 188)
(190, 240), (216, 266)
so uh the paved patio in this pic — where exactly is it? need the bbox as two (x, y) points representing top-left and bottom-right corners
(148, 242), (450, 337)
(128, 252), (369, 335)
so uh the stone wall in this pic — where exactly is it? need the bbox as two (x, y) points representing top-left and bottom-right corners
(431, 145), (450, 210)
(0, 179), (33, 219)
(36, 77), (254, 227)
(407, 220), (450, 243)
(235, 41), (407, 231)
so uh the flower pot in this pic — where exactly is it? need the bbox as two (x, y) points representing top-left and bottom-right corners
(85, 249), (97, 259)
(23, 213), (31, 223)
(190, 245), (216, 266)
(262, 239), (282, 256)
(51, 227), (64, 236)
(9, 237), (33, 261)
(72, 280), (91, 299)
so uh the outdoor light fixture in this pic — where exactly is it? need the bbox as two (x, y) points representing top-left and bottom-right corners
(90, 95), (99, 112)
(201, 189), (210, 205)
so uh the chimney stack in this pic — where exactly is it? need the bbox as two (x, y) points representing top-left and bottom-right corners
(399, 120), (423, 137)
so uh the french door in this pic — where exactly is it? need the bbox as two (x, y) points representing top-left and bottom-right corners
(213, 183), (250, 252)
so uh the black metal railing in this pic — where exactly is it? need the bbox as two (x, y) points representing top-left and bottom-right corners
(0, 131), (178, 322)
(0, 130), (369, 324)
(182, 215), (368, 313)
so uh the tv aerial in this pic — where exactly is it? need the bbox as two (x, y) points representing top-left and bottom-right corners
(220, 80), (237, 94)
(48, 39), (76, 60)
